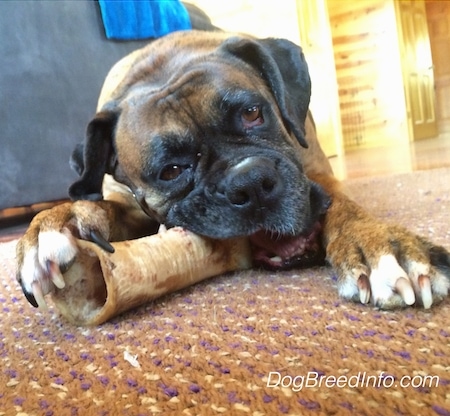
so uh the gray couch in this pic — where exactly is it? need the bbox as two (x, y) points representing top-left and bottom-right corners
(0, 1), (215, 211)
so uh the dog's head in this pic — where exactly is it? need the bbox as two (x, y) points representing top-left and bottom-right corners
(69, 31), (330, 269)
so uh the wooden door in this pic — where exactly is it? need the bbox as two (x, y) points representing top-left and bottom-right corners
(396, 0), (438, 140)
(426, 0), (450, 133)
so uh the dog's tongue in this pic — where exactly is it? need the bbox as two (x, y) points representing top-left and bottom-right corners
(249, 221), (325, 270)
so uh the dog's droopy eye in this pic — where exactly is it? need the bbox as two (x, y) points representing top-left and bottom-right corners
(159, 164), (186, 181)
(242, 106), (263, 128)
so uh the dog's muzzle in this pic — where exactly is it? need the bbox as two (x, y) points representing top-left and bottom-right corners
(215, 156), (282, 216)
(162, 154), (330, 270)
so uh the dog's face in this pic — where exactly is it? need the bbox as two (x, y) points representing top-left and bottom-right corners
(69, 31), (330, 269)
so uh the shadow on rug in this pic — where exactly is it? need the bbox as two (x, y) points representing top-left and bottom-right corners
(1, 168), (449, 415)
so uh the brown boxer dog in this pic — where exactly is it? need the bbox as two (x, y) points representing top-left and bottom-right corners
(16, 30), (450, 312)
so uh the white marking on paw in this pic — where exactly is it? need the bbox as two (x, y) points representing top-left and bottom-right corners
(338, 274), (359, 300)
(404, 261), (432, 307)
(408, 261), (450, 297)
(20, 247), (42, 294)
(431, 270), (450, 297)
(337, 254), (449, 309)
(37, 231), (77, 269)
(405, 261), (430, 285)
(338, 267), (369, 302)
(369, 254), (413, 305)
(401, 260), (448, 307)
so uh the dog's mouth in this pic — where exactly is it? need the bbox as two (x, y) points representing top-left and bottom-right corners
(249, 220), (325, 270)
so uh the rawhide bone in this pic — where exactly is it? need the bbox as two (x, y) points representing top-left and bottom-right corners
(52, 227), (251, 326)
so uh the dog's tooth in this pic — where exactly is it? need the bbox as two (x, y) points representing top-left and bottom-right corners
(32, 282), (48, 311)
(418, 275), (433, 309)
(158, 224), (167, 234)
(270, 256), (282, 263)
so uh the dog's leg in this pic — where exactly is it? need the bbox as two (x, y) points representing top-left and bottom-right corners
(302, 113), (449, 309)
(16, 184), (158, 309)
(310, 173), (450, 309)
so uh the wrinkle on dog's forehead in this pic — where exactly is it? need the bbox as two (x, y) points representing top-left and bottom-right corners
(124, 74), (212, 122)
(110, 31), (242, 92)
(117, 81), (211, 148)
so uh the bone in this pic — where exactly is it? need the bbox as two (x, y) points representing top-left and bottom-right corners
(51, 227), (252, 326)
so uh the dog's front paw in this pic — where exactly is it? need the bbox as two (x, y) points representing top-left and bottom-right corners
(325, 204), (450, 309)
(16, 201), (114, 309)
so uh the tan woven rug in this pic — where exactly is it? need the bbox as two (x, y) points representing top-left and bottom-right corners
(1, 168), (449, 416)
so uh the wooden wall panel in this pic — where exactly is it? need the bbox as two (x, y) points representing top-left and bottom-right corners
(426, 0), (450, 133)
(327, 0), (409, 150)
(296, 0), (343, 157)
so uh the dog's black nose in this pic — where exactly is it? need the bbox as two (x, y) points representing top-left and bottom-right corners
(222, 157), (282, 210)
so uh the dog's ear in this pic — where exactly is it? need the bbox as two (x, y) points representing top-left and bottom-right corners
(222, 37), (311, 148)
(69, 143), (85, 176)
(68, 111), (118, 201)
